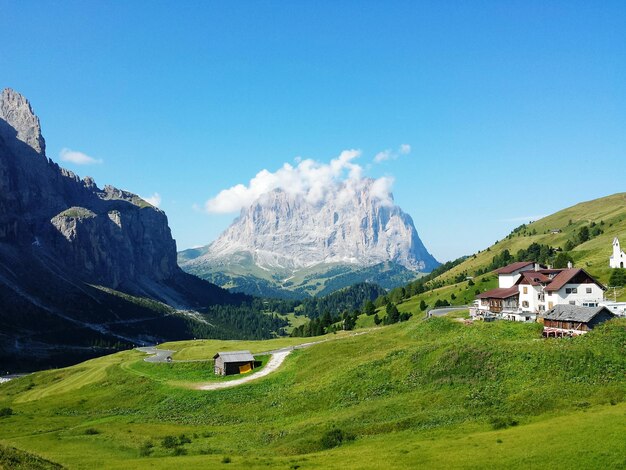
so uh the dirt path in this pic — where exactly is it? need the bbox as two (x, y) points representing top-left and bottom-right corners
(194, 331), (370, 391)
(196, 349), (291, 390)
(136, 331), (371, 391)
(137, 346), (176, 363)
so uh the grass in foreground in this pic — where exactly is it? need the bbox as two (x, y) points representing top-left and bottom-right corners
(0, 317), (624, 469)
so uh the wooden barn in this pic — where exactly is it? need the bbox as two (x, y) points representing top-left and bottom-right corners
(213, 351), (256, 376)
(542, 305), (615, 337)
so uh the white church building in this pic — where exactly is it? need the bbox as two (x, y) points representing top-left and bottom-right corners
(609, 237), (626, 269)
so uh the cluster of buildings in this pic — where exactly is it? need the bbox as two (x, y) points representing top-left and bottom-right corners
(471, 238), (626, 337)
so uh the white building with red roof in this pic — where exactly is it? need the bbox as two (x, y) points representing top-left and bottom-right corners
(494, 261), (537, 288)
(474, 261), (605, 322)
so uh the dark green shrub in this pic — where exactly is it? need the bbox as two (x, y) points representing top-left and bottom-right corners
(609, 268), (626, 287)
(222, 455), (231, 463)
(161, 435), (178, 448)
(83, 428), (100, 435)
(139, 441), (153, 457)
(0, 408), (13, 418)
(320, 428), (355, 449)
(490, 416), (519, 430)
(173, 447), (187, 456)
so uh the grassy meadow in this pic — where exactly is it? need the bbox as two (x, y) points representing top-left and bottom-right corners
(1, 314), (625, 469)
(433, 193), (626, 298)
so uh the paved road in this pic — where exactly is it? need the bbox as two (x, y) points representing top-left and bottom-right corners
(427, 306), (470, 318)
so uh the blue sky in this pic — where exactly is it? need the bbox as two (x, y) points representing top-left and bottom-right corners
(1, 1), (625, 262)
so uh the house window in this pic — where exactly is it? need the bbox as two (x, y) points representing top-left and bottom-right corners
(523, 287), (528, 294)
(547, 291), (552, 296)
(569, 301), (576, 305)
(586, 287), (592, 294)
(522, 301), (529, 308)
(565, 288), (578, 294)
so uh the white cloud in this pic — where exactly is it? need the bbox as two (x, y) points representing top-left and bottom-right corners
(142, 192), (162, 207)
(205, 149), (394, 213)
(374, 150), (392, 163)
(59, 147), (103, 165)
(373, 144), (411, 163)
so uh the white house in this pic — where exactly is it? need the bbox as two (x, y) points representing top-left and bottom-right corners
(518, 268), (605, 314)
(473, 262), (605, 322)
(609, 237), (626, 269)
(494, 261), (538, 288)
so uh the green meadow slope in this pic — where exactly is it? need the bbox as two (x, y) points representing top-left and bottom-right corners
(441, 192), (626, 287)
(0, 315), (624, 469)
(375, 192), (626, 315)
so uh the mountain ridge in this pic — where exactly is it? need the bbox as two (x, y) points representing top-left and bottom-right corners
(180, 182), (438, 297)
(0, 88), (283, 370)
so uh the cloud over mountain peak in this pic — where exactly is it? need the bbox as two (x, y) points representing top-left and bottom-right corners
(205, 149), (395, 214)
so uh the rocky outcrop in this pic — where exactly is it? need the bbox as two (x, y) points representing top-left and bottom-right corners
(0, 88), (46, 155)
(185, 182), (438, 272)
(0, 88), (178, 290)
(180, 180), (439, 297)
(0, 88), (259, 370)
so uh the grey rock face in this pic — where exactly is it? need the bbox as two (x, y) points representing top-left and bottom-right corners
(0, 88), (46, 155)
(0, 88), (178, 290)
(185, 181), (439, 274)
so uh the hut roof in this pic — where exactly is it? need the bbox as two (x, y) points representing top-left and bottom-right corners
(494, 261), (536, 274)
(543, 305), (613, 323)
(477, 286), (519, 299)
(213, 350), (255, 363)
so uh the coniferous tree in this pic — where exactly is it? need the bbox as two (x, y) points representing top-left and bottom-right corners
(384, 302), (400, 325)
(364, 300), (376, 316)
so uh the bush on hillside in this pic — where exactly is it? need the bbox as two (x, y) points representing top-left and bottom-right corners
(139, 441), (153, 457)
(320, 428), (355, 449)
(161, 435), (178, 449)
(490, 416), (519, 430)
(609, 268), (626, 287)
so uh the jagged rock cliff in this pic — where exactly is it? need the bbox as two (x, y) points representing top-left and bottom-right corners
(180, 182), (439, 298)
(0, 88), (177, 290)
(0, 88), (271, 370)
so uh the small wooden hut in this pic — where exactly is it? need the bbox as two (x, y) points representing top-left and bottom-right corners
(213, 351), (255, 376)
(542, 305), (614, 337)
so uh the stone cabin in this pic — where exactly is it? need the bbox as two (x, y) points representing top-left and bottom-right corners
(213, 350), (256, 376)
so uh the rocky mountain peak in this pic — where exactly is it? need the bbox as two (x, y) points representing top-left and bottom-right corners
(183, 180), (439, 276)
(0, 88), (46, 155)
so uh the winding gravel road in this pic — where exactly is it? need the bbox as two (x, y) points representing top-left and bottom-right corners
(137, 332), (370, 391)
(136, 346), (176, 363)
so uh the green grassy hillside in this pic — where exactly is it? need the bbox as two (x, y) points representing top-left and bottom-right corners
(373, 193), (626, 314)
(0, 314), (624, 469)
(440, 193), (626, 289)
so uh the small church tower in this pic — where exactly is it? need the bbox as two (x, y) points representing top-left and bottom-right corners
(610, 237), (626, 268)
